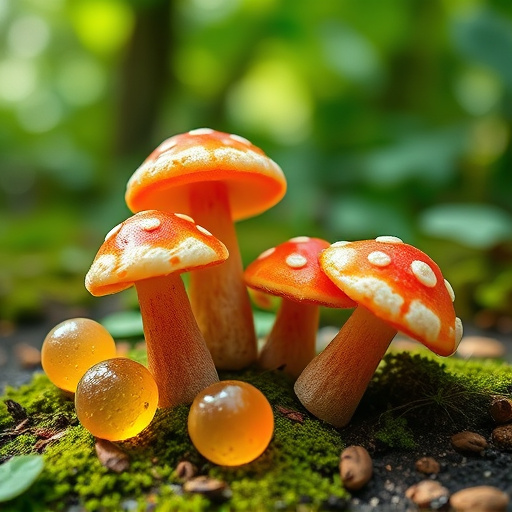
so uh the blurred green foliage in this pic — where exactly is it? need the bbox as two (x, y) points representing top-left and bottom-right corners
(1, 0), (512, 325)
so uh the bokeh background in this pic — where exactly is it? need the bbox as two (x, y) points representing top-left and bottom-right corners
(1, 0), (512, 333)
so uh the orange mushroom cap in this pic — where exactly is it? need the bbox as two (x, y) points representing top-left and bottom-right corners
(85, 210), (228, 296)
(125, 128), (287, 221)
(319, 236), (463, 357)
(245, 236), (355, 308)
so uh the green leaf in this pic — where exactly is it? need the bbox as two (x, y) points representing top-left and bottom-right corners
(101, 310), (144, 339)
(0, 455), (44, 503)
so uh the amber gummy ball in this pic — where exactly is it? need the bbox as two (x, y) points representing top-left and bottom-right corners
(41, 318), (117, 393)
(75, 358), (158, 441)
(188, 380), (274, 466)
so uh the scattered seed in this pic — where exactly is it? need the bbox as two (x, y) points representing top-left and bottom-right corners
(489, 396), (512, 424)
(14, 342), (41, 369)
(451, 431), (488, 454)
(175, 461), (197, 481)
(276, 406), (305, 423)
(183, 476), (232, 502)
(491, 424), (512, 451)
(95, 438), (130, 473)
(415, 456), (441, 475)
(339, 445), (373, 491)
(450, 485), (509, 512)
(405, 480), (450, 508)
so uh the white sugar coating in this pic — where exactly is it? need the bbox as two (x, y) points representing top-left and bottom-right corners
(189, 128), (214, 136)
(87, 238), (220, 294)
(139, 218), (161, 232)
(337, 275), (404, 316)
(258, 247), (276, 260)
(322, 247), (357, 272)
(444, 279), (455, 302)
(196, 225), (212, 236)
(104, 223), (122, 242)
(158, 138), (177, 152)
(375, 236), (403, 244)
(367, 251), (391, 267)
(411, 260), (437, 288)
(285, 253), (308, 269)
(175, 213), (195, 223)
(404, 300), (441, 343)
(455, 317), (463, 346)
(289, 236), (311, 243)
(228, 133), (251, 145)
(331, 241), (351, 248)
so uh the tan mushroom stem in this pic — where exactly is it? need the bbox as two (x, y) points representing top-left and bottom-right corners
(259, 300), (319, 378)
(294, 306), (396, 428)
(135, 272), (219, 408)
(188, 181), (257, 370)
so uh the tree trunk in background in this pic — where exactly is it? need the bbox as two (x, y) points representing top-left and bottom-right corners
(114, 1), (174, 158)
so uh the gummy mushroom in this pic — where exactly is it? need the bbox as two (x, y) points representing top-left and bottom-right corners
(125, 128), (287, 370)
(294, 236), (463, 427)
(85, 210), (228, 408)
(244, 237), (355, 378)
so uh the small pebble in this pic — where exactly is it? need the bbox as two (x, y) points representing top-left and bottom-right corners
(456, 336), (506, 359)
(405, 480), (450, 509)
(451, 431), (488, 454)
(339, 446), (373, 491)
(491, 424), (512, 451)
(14, 342), (41, 368)
(415, 456), (441, 475)
(450, 485), (509, 512)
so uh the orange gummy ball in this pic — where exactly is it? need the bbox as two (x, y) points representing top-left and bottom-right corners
(75, 358), (158, 441)
(41, 318), (117, 393)
(188, 380), (274, 466)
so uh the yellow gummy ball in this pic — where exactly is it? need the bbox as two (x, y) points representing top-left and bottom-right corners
(41, 318), (117, 393)
(75, 358), (159, 441)
(188, 380), (274, 466)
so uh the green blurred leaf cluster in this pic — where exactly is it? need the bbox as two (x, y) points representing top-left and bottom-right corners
(1, 0), (512, 323)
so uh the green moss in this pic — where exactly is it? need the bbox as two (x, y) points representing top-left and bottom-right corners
(1, 352), (511, 511)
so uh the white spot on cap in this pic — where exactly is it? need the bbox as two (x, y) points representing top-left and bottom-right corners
(331, 241), (352, 249)
(229, 133), (251, 145)
(196, 225), (212, 236)
(376, 236), (403, 244)
(367, 251), (391, 267)
(258, 247), (276, 260)
(289, 236), (311, 243)
(404, 300), (441, 343)
(105, 223), (122, 242)
(139, 218), (161, 232)
(286, 253), (308, 269)
(175, 213), (195, 223)
(411, 260), (437, 288)
(189, 128), (214, 136)
(322, 247), (357, 271)
(455, 317), (463, 346)
(444, 279), (455, 302)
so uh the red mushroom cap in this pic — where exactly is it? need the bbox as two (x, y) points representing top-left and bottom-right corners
(85, 210), (228, 296)
(245, 236), (355, 308)
(319, 236), (462, 356)
(125, 128), (287, 221)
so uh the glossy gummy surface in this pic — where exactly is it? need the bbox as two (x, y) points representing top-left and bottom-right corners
(41, 318), (117, 393)
(188, 380), (274, 466)
(75, 358), (159, 441)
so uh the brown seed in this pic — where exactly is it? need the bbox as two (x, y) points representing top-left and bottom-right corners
(492, 424), (512, 451)
(339, 445), (373, 491)
(451, 431), (488, 454)
(450, 485), (509, 512)
(183, 476), (231, 501)
(94, 438), (130, 473)
(456, 336), (506, 359)
(405, 480), (450, 508)
(175, 461), (198, 481)
(490, 397), (512, 424)
(415, 456), (440, 475)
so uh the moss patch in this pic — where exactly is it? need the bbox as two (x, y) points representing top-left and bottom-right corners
(1, 352), (511, 511)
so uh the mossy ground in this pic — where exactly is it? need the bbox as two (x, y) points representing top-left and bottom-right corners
(1, 348), (511, 512)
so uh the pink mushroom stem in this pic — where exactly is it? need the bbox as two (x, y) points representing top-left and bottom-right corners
(259, 299), (319, 378)
(294, 306), (396, 427)
(188, 181), (257, 370)
(135, 273), (219, 408)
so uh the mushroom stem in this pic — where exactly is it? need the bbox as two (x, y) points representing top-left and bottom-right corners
(294, 306), (396, 427)
(259, 300), (319, 378)
(135, 273), (219, 408)
(188, 181), (257, 370)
